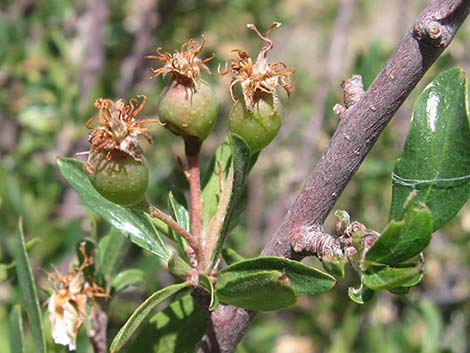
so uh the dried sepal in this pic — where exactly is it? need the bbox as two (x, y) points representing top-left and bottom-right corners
(83, 95), (155, 173)
(147, 35), (214, 88)
(224, 22), (294, 112)
(47, 244), (108, 350)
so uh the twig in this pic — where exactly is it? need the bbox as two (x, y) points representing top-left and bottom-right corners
(148, 205), (199, 252)
(199, 1), (470, 352)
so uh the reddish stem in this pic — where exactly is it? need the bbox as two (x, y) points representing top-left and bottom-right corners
(184, 138), (203, 245)
(148, 205), (199, 253)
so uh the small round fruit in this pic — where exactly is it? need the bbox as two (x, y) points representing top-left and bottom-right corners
(158, 79), (218, 141)
(89, 150), (149, 206)
(229, 93), (282, 153)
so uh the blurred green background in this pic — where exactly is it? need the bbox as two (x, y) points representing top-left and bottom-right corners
(0, 0), (468, 352)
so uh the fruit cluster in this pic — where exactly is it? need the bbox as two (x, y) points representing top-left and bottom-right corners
(83, 22), (293, 206)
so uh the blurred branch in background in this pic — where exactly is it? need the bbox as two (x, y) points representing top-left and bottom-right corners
(117, 0), (159, 95)
(77, 0), (108, 111)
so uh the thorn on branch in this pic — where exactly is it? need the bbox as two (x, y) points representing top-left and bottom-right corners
(333, 74), (365, 118)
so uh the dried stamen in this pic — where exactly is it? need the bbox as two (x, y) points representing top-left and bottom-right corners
(83, 95), (155, 173)
(147, 36), (214, 88)
(223, 22), (294, 112)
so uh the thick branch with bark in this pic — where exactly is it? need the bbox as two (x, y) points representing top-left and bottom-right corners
(200, 1), (470, 352)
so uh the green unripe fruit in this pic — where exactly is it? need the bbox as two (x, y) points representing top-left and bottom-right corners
(158, 79), (218, 141)
(89, 150), (149, 206)
(229, 93), (282, 153)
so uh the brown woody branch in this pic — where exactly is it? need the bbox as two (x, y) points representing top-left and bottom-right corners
(199, 0), (470, 352)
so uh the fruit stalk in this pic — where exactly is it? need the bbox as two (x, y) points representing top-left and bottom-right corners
(148, 204), (199, 254)
(184, 137), (203, 253)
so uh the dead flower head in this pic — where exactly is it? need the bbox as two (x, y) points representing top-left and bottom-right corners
(47, 244), (108, 350)
(146, 36), (214, 88)
(224, 22), (294, 112)
(83, 95), (155, 173)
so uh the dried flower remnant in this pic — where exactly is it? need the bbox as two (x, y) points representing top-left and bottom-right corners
(47, 245), (107, 350)
(147, 36), (215, 88)
(83, 95), (155, 173)
(226, 22), (294, 112)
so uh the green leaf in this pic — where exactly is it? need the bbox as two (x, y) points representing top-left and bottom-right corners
(96, 227), (127, 277)
(57, 158), (170, 261)
(128, 294), (207, 353)
(321, 251), (346, 278)
(201, 135), (236, 224)
(216, 270), (297, 311)
(9, 305), (24, 353)
(201, 134), (252, 269)
(0, 262), (16, 283)
(198, 273), (218, 310)
(218, 256), (336, 296)
(348, 285), (374, 304)
(167, 190), (190, 257)
(366, 200), (432, 265)
(111, 269), (145, 292)
(14, 218), (46, 353)
(221, 247), (245, 265)
(110, 282), (189, 353)
(0, 238), (40, 283)
(363, 265), (423, 290)
(168, 254), (192, 278)
(391, 67), (470, 231)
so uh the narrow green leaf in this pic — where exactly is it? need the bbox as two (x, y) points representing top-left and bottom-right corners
(1, 238), (40, 283)
(388, 271), (424, 295)
(9, 305), (24, 353)
(167, 254), (192, 279)
(111, 269), (145, 292)
(221, 247), (245, 265)
(418, 300), (443, 353)
(167, 190), (190, 257)
(201, 134), (252, 269)
(168, 190), (190, 232)
(218, 256), (336, 296)
(216, 270), (297, 311)
(366, 200), (432, 265)
(128, 294), (207, 353)
(391, 67), (470, 231)
(201, 136), (235, 224)
(57, 158), (170, 261)
(15, 218), (46, 353)
(110, 282), (189, 353)
(96, 227), (127, 277)
(363, 265), (423, 290)
(210, 135), (251, 268)
(198, 273), (218, 310)
(0, 262), (16, 283)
